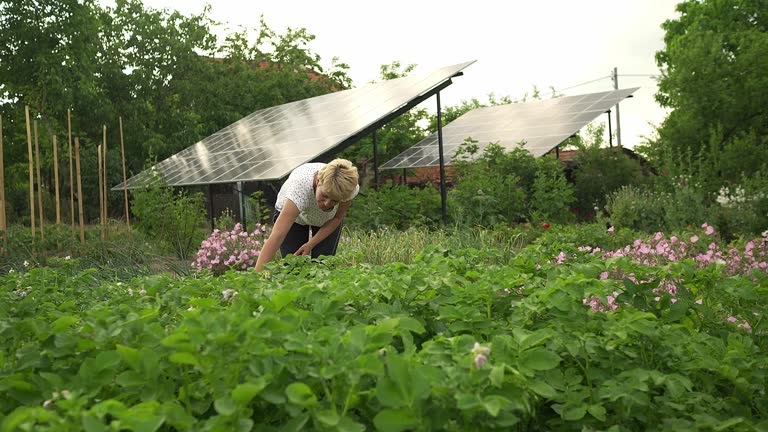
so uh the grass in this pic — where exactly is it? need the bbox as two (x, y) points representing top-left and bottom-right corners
(337, 225), (532, 265)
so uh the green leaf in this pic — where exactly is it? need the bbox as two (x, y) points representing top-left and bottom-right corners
(482, 395), (510, 417)
(116, 371), (145, 388)
(397, 317), (426, 334)
(337, 416), (366, 432)
(271, 290), (298, 311)
(94, 350), (121, 372)
(588, 404), (607, 421)
(82, 414), (109, 432)
(519, 348), (561, 371)
(376, 378), (406, 408)
(285, 382), (317, 407)
(231, 379), (267, 404)
(373, 409), (418, 432)
(489, 365), (505, 387)
(315, 408), (340, 426)
(528, 381), (557, 399)
(562, 403), (587, 421)
(51, 315), (79, 332)
(214, 397), (237, 416)
(116, 345), (141, 371)
(169, 352), (198, 366)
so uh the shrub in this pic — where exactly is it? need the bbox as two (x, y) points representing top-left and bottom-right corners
(450, 140), (535, 226)
(530, 155), (575, 223)
(192, 222), (270, 275)
(572, 146), (648, 218)
(605, 185), (665, 232)
(345, 182), (441, 230)
(131, 169), (208, 260)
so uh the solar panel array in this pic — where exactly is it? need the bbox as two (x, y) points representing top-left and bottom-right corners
(380, 87), (639, 170)
(115, 60), (475, 189)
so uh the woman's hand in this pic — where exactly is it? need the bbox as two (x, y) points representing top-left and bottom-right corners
(294, 243), (312, 256)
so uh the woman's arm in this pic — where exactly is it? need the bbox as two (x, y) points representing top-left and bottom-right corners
(255, 199), (300, 272)
(295, 201), (352, 256)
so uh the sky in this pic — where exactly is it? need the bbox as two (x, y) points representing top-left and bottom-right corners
(141, 0), (681, 149)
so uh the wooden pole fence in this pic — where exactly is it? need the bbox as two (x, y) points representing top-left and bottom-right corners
(53, 135), (60, 224)
(119, 117), (130, 231)
(34, 120), (44, 240)
(25, 106), (35, 238)
(98, 144), (104, 241)
(75, 138), (84, 243)
(68, 109), (74, 238)
(0, 114), (6, 253)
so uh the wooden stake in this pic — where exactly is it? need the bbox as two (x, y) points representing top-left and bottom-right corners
(98, 144), (104, 241)
(0, 114), (6, 253)
(34, 120), (44, 240)
(25, 106), (35, 237)
(102, 125), (108, 240)
(75, 138), (84, 243)
(119, 117), (130, 230)
(68, 109), (75, 238)
(53, 135), (60, 224)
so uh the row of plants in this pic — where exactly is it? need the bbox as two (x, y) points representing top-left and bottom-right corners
(1, 223), (766, 430)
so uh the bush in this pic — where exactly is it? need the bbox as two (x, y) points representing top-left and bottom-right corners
(531, 155), (575, 223)
(605, 185), (666, 232)
(345, 182), (442, 230)
(131, 169), (208, 260)
(712, 173), (768, 241)
(572, 147), (648, 218)
(192, 223), (270, 275)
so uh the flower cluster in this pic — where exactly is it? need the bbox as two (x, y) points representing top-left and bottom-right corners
(471, 342), (491, 369)
(192, 223), (270, 274)
(574, 223), (768, 313)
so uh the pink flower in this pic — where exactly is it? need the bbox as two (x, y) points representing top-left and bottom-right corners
(608, 226), (615, 233)
(705, 225), (714, 235)
(690, 235), (699, 243)
(727, 316), (738, 323)
(474, 354), (488, 369)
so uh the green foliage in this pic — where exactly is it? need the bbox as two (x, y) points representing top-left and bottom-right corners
(531, 156), (575, 224)
(449, 140), (573, 226)
(345, 183), (442, 231)
(130, 170), (207, 260)
(712, 173), (768, 241)
(247, 190), (272, 226)
(571, 124), (649, 217)
(1, 227), (767, 430)
(652, 175), (711, 232)
(0, 223), (168, 279)
(605, 185), (666, 232)
(650, 0), (768, 189)
(0, 1), (350, 223)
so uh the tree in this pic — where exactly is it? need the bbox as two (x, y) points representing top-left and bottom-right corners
(651, 0), (768, 185)
(0, 1), (351, 223)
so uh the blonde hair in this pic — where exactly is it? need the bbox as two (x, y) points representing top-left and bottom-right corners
(317, 159), (359, 202)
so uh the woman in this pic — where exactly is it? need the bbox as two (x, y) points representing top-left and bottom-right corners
(255, 158), (359, 272)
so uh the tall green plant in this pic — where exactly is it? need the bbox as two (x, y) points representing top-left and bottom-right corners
(130, 169), (207, 260)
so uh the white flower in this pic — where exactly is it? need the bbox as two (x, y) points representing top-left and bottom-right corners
(471, 342), (491, 357)
(138, 289), (147, 296)
(127, 288), (134, 296)
(8, 269), (15, 274)
(64, 256), (71, 260)
(42, 399), (53, 408)
(187, 306), (195, 311)
(23, 260), (30, 268)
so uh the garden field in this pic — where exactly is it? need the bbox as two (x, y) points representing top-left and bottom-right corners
(1, 224), (767, 431)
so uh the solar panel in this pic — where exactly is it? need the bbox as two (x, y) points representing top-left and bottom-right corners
(114, 60), (475, 190)
(380, 87), (639, 169)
